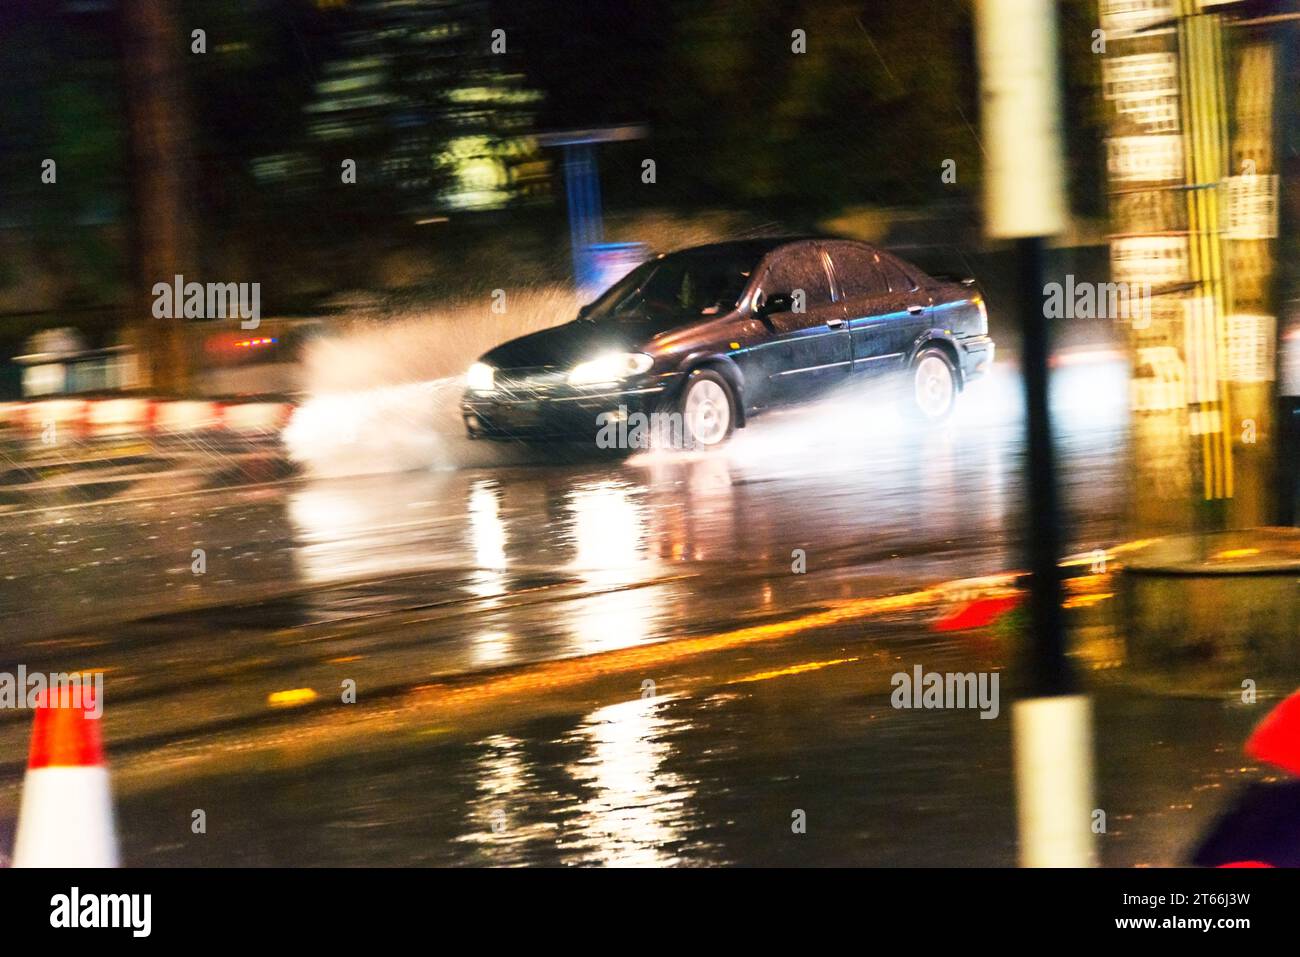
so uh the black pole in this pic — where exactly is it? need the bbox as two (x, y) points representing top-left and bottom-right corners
(1017, 236), (1072, 697)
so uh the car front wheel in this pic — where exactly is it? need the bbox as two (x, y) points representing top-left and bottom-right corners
(678, 368), (736, 449)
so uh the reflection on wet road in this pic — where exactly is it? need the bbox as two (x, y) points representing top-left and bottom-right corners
(2, 361), (1127, 645)
(1, 358), (1219, 868)
(113, 644), (1264, 867)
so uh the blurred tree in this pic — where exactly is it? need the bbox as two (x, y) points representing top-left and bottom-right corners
(323, 0), (546, 214)
(650, 0), (986, 220)
(182, 0), (325, 272)
(0, 5), (126, 310)
(176, 0), (547, 292)
(506, 0), (1102, 225)
(0, 0), (1107, 335)
(1059, 0), (1107, 219)
(122, 0), (195, 393)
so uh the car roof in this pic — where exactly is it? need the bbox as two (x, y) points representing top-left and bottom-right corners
(663, 236), (830, 261)
(666, 235), (893, 261)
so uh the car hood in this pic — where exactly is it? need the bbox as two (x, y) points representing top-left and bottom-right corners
(480, 318), (666, 369)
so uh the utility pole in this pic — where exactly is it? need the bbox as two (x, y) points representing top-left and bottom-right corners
(120, 0), (193, 395)
(975, 0), (1096, 867)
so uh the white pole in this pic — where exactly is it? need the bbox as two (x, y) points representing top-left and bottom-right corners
(1013, 695), (1097, 867)
(975, 0), (1096, 867)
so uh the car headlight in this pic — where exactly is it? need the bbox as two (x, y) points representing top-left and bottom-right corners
(567, 353), (653, 387)
(466, 361), (495, 392)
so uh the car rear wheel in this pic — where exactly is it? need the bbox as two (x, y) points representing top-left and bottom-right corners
(678, 369), (736, 449)
(910, 346), (958, 422)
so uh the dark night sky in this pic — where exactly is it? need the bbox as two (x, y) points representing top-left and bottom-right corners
(501, 0), (674, 130)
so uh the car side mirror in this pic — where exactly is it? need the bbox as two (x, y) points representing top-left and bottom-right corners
(757, 293), (793, 318)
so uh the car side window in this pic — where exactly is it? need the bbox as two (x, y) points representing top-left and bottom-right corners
(880, 256), (920, 294)
(762, 247), (833, 309)
(826, 244), (889, 299)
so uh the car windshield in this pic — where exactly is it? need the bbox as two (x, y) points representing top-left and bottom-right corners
(583, 250), (757, 325)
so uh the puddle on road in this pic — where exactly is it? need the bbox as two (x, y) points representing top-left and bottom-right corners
(109, 656), (1261, 867)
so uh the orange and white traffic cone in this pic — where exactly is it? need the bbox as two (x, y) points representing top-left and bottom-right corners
(12, 687), (118, 867)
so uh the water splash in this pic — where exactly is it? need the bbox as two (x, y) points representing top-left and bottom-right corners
(285, 287), (579, 476)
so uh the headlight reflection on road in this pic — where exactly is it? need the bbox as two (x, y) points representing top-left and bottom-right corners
(282, 468), (470, 587)
(470, 629), (515, 668)
(561, 695), (700, 867)
(467, 479), (508, 599)
(565, 481), (659, 654)
(287, 475), (458, 586)
(567, 482), (645, 581)
(455, 700), (703, 866)
(632, 454), (738, 564)
(455, 735), (557, 860)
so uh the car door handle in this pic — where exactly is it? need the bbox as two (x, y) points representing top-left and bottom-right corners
(826, 317), (845, 329)
(907, 305), (925, 316)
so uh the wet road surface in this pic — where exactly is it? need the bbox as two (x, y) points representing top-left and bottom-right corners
(0, 357), (1276, 866)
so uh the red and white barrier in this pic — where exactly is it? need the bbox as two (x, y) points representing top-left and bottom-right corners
(154, 400), (221, 433)
(0, 398), (293, 438)
(219, 401), (293, 434)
